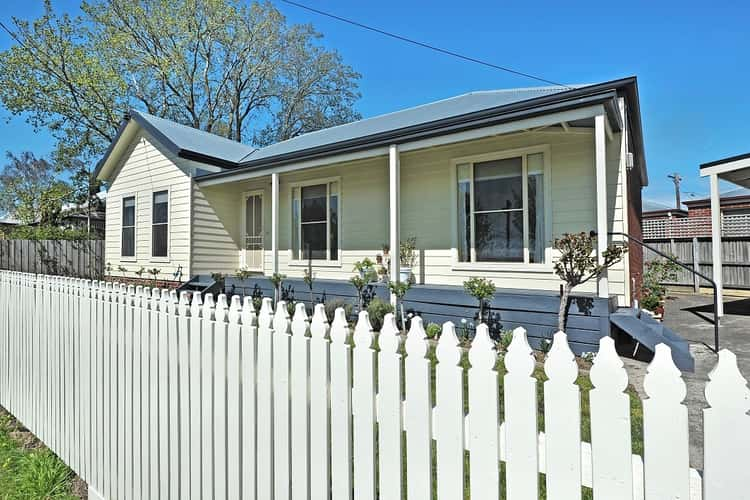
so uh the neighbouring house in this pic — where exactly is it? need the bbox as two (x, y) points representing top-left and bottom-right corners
(642, 199), (687, 221)
(94, 76), (691, 364)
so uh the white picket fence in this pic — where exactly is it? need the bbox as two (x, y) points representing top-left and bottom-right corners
(0, 270), (749, 500)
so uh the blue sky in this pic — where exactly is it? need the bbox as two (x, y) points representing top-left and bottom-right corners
(1, 0), (748, 205)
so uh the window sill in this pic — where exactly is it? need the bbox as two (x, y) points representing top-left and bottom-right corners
(289, 260), (342, 268)
(120, 256), (137, 263)
(150, 257), (171, 263)
(451, 262), (553, 273)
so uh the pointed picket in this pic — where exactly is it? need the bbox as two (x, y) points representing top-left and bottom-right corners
(273, 300), (292, 500)
(703, 349), (750, 499)
(123, 285), (135, 500)
(309, 304), (331, 500)
(468, 323), (500, 500)
(330, 307), (353, 500)
(435, 321), (465, 500)
(642, 343), (689, 500)
(227, 296), (242, 500)
(214, 294), (229, 500)
(376, 313), (403, 500)
(543, 331), (581, 500)
(352, 311), (376, 500)
(177, 292), (192, 500)
(504, 326), (539, 500)
(201, 293), (216, 500)
(189, 292), (203, 499)
(240, 296), (257, 500)
(157, 290), (171, 497)
(290, 303), (311, 500)
(256, 297), (275, 500)
(589, 336), (633, 500)
(405, 316), (432, 500)
(132, 286), (145, 500)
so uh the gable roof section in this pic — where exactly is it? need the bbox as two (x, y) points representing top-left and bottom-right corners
(95, 109), (256, 180)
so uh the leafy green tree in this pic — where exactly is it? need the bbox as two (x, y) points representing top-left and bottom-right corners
(0, 0), (360, 168)
(0, 152), (72, 225)
(553, 232), (626, 332)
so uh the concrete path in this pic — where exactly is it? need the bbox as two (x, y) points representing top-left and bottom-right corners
(622, 291), (750, 470)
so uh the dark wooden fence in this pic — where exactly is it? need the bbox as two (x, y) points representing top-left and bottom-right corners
(644, 237), (750, 290)
(0, 239), (104, 279)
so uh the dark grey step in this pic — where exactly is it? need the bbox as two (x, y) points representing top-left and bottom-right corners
(610, 308), (694, 371)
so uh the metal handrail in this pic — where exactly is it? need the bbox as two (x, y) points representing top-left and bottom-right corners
(604, 231), (720, 352)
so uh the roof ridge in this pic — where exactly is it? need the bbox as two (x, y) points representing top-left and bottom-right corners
(132, 109), (256, 150)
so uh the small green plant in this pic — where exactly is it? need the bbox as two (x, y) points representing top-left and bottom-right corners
(539, 337), (553, 355)
(15, 450), (73, 498)
(268, 272), (286, 303)
(399, 236), (417, 268)
(117, 265), (128, 277)
(235, 267), (253, 280)
(553, 232), (626, 331)
(324, 298), (353, 323)
(425, 322), (442, 339)
(135, 267), (145, 278)
(105, 261), (112, 276)
(366, 297), (394, 332)
(640, 258), (680, 314)
(388, 280), (411, 331)
(147, 267), (161, 285)
(498, 329), (514, 351)
(463, 277), (496, 324)
(349, 275), (369, 312)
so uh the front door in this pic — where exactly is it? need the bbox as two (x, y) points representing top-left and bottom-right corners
(243, 193), (264, 271)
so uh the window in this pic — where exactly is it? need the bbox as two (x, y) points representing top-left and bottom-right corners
(152, 191), (169, 258)
(292, 181), (339, 261)
(121, 196), (136, 257)
(457, 151), (546, 264)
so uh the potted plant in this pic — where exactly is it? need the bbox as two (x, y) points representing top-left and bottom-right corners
(399, 236), (417, 283)
(353, 258), (376, 279)
(640, 258), (679, 320)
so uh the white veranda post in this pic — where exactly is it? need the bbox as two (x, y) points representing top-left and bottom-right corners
(709, 173), (724, 316)
(389, 144), (400, 305)
(271, 172), (279, 275)
(594, 114), (609, 298)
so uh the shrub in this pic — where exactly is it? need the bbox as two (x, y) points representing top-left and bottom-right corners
(366, 297), (394, 332)
(463, 277), (496, 323)
(425, 322), (442, 339)
(235, 267), (253, 280)
(324, 298), (353, 323)
(498, 330), (514, 351)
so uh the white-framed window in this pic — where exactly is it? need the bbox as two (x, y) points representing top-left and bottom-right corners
(121, 195), (136, 258)
(291, 179), (340, 261)
(456, 148), (549, 265)
(151, 190), (169, 258)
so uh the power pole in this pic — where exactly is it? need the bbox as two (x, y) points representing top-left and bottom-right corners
(668, 173), (683, 209)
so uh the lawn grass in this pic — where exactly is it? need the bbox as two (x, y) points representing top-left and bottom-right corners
(0, 407), (79, 500)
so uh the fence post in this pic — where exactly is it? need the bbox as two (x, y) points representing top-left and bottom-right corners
(352, 310), (376, 500)
(377, 313), (402, 500)
(309, 304), (331, 500)
(692, 237), (700, 292)
(290, 303), (310, 500)
(435, 321), (464, 499)
(272, 301), (292, 500)
(329, 307), (353, 500)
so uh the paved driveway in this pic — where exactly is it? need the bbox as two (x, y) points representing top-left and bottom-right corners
(622, 291), (750, 470)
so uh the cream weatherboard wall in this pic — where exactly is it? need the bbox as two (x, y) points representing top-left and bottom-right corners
(104, 132), (193, 280)
(190, 127), (630, 304)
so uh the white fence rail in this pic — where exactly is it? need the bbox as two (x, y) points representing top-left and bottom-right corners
(0, 271), (748, 499)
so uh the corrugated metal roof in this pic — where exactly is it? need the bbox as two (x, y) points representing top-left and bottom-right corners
(242, 85), (586, 162)
(643, 199), (676, 212)
(131, 110), (256, 163)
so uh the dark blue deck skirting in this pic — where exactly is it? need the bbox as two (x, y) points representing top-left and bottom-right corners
(224, 276), (615, 354)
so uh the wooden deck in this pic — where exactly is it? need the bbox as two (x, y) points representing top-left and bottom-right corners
(225, 276), (615, 354)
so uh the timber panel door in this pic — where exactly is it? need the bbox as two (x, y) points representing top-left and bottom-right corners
(243, 193), (264, 271)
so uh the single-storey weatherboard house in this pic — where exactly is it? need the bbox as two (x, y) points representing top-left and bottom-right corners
(95, 76), (692, 364)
